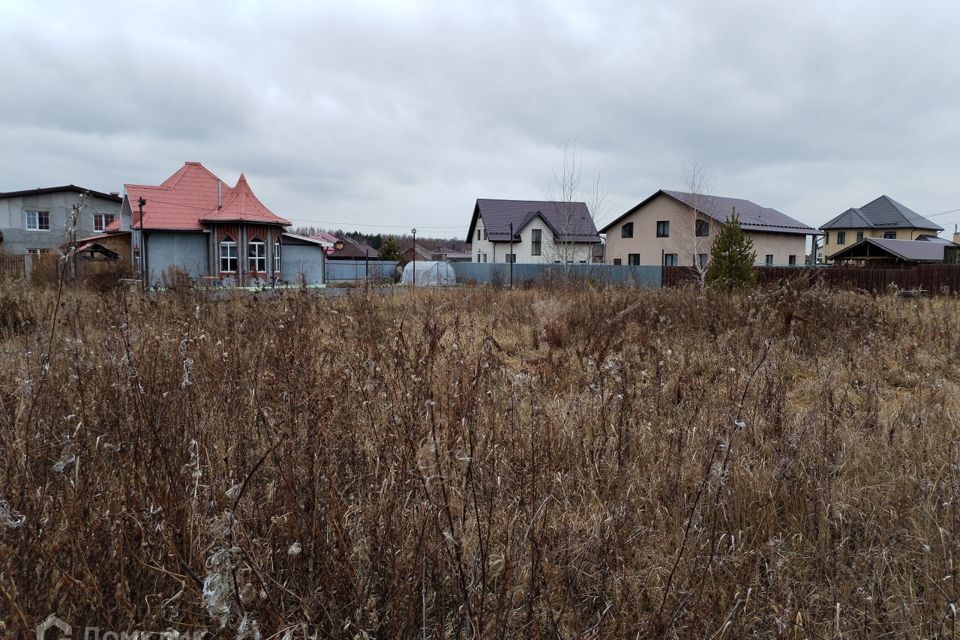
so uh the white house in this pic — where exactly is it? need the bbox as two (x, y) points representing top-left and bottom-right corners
(466, 199), (600, 264)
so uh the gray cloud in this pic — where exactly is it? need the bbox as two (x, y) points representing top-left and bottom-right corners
(2, 0), (959, 238)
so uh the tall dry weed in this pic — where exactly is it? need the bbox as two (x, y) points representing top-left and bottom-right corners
(1, 285), (959, 637)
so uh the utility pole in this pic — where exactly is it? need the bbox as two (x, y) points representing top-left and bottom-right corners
(411, 228), (417, 287)
(509, 222), (514, 288)
(69, 202), (79, 282)
(137, 197), (147, 288)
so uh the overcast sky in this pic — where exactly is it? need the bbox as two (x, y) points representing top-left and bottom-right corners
(2, 0), (959, 238)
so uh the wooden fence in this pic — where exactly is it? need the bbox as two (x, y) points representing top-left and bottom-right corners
(0, 254), (26, 279)
(663, 264), (960, 294)
(0, 253), (92, 285)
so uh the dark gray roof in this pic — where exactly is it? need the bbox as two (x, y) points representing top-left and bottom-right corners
(663, 190), (816, 234)
(467, 199), (600, 244)
(0, 184), (122, 202)
(820, 195), (943, 231)
(831, 237), (946, 263)
(916, 234), (956, 245)
(600, 190), (815, 235)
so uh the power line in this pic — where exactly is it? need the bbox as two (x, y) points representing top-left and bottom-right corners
(289, 219), (467, 230)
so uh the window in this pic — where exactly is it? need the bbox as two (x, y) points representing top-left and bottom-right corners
(506, 253), (517, 263)
(824, 232), (830, 244)
(696, 253), (708, 268)
(274, 240), (281, 274)
(482, 253), (488, 263)
(765, 254), (774, 266)
(837, 231), (846, 245)
(695, 219), (709, 237)
(27, 248), (50, 255)
(531, 229), (542, 256)
(219, 237), (238, 273)
(788, 255), (797, 266)
(656, 221), (670, 237)
(613, 258), (622, 265)
(248, 238), (266, 272)
(883, 230), (897, 239)
(476, 253), (480, 262)
(26, 210), (50, 231)
(483, 229), (488, 240)
(663, 253), (678, 266)
(621, 222), (634, 238)
(856, 231), (864, 242)
(476, 229), (481, 241)
(627, 253), (641, 265)
(94, 213), (116, 232)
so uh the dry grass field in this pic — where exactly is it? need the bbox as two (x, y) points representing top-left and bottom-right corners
(1, 282), (960, 638)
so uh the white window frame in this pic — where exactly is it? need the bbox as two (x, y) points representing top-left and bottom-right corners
(219, 237), (238, 273)
(93, 213), (116, 232)
(26, 210), (50, 231)
(248, 238), (266, 272)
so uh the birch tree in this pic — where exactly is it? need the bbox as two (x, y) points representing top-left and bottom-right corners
(543, 142), (606, 265)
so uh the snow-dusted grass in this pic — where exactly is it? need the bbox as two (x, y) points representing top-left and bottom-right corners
(1, 282), (960, 637)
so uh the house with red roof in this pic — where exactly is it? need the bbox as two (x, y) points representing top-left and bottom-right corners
(113, 162), (326, 286)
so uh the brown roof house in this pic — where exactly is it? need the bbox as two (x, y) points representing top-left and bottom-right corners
(466, 198), (600, 264)
(601, 190), (815, 267)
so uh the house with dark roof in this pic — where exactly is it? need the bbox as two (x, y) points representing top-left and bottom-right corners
(819, 196), (943, 263)
(0, 185), (122, 255)
(600, 190), (815, 267)
(466, 199), (600, 264)
(829, 237), (955, 267)
(119, 162), (326, 286)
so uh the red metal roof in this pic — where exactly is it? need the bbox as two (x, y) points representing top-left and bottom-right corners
(199, 174), (290, 225)
(128, 162), (288, 231)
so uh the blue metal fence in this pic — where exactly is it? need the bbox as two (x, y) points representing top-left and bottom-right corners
(327, 260), (400, 283)
(449, 263), (662, 287)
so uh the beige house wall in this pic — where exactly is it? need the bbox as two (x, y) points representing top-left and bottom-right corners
(604, 193), (807, 266)
(821, 226), (934, 262)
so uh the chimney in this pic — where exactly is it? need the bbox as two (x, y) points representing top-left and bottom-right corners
(217, 179), (222, 209)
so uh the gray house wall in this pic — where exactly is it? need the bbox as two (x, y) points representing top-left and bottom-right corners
(145, 232), (209, 285)
(281, 244), (326, 285)
(0, 191), (121, 255)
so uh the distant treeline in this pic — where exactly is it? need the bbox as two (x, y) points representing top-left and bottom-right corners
(293, 227), (468, 252)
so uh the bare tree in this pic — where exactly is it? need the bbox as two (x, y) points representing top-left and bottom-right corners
(543, 142), (607, 266)
(681, 161), (713, 291)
